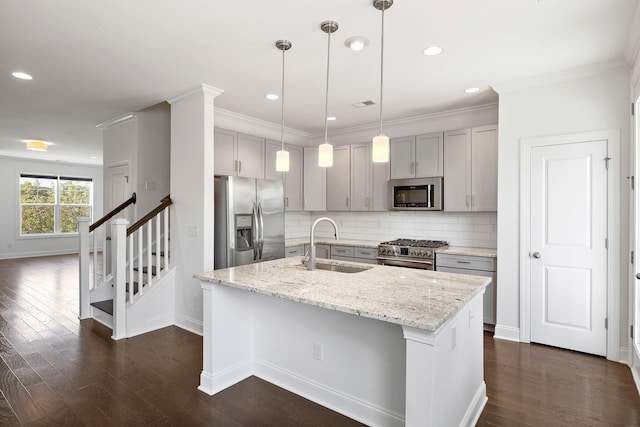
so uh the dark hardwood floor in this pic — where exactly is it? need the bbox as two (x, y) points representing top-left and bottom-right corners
(0, 254), (639, 426)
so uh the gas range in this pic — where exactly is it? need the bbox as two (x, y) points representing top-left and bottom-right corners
(377, 239), (449, 270)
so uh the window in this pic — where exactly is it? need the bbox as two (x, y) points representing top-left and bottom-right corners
(19, 174), (93, 236)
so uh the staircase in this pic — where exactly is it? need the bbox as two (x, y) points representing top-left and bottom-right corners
(79, 195), (176, 340)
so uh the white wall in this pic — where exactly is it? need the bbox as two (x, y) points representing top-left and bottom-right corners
(136, 103), (171, 216)
(0, 156), (103, 259)
(169, 85), (221, 335)
(495, 65), (631, 348)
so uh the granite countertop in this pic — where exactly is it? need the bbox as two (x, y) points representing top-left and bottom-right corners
(195, 257), (489, 332)
(286, 238), (379, 249)
(436, 246), (497, 258)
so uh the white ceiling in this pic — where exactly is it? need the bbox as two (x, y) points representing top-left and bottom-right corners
(0, 0), (638, 165)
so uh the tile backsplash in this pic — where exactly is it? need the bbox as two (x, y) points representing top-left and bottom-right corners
(285, 211), (497, 248)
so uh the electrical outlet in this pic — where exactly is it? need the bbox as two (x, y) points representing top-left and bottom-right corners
(313, 341), (323, 361)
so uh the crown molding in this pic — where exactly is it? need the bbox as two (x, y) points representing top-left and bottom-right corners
(167, 84), (224, 105)
(0, 154), (102, 167)
(214, 107), (312, 139)
(491, 60), (630, 95)
(96, 113), (136, 130)
(314, 102), (499, 139)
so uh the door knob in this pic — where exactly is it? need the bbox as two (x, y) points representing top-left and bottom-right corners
(532, 252), (541, 259)
(636, 273), (640, 280)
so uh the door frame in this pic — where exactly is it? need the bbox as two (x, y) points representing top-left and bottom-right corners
(519, 129), (620, 360)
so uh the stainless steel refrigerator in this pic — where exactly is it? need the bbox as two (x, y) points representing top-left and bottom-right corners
(214, 176), (285, 269)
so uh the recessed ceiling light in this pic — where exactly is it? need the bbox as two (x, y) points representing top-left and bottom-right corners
(422, 46), (443, 56)
(464, 87), (480, 93)
(90, 156), (97, 159)
(24, 140), (48, 151)
(327, 116), (336, 121)
(266, 94), (279, 100)
(344, 36), (369, 51)
(12, 71), (33, 80)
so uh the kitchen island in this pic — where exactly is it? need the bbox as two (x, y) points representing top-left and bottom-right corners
(195, 257), (490, 427)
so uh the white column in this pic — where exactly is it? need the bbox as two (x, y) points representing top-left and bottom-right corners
(78, 217), (91, 319)
(167, 84), (223, 334)
(111, 218), (129, 340)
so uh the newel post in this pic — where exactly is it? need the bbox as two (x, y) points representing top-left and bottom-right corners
(111, 218), (129, 340)
(78, 217), (91, 320)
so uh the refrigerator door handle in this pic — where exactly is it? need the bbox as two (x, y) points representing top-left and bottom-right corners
(252, 202), (259, 261)
(257, 202), (265, 259)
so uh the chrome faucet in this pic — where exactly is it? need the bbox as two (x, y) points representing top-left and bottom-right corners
(308, 217), (339, 270)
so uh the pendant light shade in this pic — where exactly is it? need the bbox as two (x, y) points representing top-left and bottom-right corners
(275, 39), (292, 172)
(372, 0), (392, 163)
(372, 134), (389, 162)
(319, 20), (338, 168)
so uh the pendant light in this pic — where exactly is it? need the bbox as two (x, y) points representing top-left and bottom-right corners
(275, 39), (292, 172)
(318, 21), (339, 168)
(372, 0), (393, 163)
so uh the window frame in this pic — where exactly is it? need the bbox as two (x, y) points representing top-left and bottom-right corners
(18, 173), (93, 237)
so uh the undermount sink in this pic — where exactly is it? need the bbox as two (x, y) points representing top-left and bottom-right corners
(302, 260), (371, 274)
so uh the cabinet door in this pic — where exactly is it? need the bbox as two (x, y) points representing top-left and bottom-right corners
(444, 128), (471, 211)
(284, 144), (303, 211)
(303, 147), (326, 211)
(415, 132), (444, 177)
(285, 245), (304, 258)
(370, 157), (390, 211)
(237, 133), (265, 179)
(390, 136), (415, 179)
(471, 125), (498, 211)
(214, 128), (237, 176)
(350, 143), (371, 211)
(435, 265), (495, 325)
(265, 139), (283, 181)
(326, 145), (351, 211)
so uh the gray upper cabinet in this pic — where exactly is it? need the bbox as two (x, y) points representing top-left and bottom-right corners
(303, 147), (326, 211)
(390, 132), (443, 179)
(264, 140), (303, 211)
(443, 125), (498, 212)
(350, 142), (389, 211)
(214, 128), (265, 179)
(326, 145), (351, 211)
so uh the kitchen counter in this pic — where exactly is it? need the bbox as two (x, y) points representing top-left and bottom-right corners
(196, 258), (489, 426)
(195, 256), (488, 331)
(436, 246), (497, 258)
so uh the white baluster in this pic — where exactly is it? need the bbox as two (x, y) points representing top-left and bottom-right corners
(146, 221), (152, 288)
(155, 213), (161, 280)
(164, 207), (169, 270)
(91, 230), (97, 290)
(138, 229), (143, 297)
(128, 234), (134, 304)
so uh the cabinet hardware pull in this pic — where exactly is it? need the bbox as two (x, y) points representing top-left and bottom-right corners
(346, 197), (349, 208)
(285, 197), (289, 208)
(457, 261), (472, 264)
(410, 162), (415, 174)
(239, 160), (242, 173)
(415, 162), (419, 175)
(234, 160), (238, 172)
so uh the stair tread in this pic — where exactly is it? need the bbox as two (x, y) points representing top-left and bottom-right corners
(91, 299), (113, 316)
(132, 265), (163, 275)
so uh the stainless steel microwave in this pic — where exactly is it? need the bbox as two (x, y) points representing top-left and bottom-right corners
(388, 177), (444, 210)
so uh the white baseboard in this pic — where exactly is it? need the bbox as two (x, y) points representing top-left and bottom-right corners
(459, 381), (488, 427)
(631, 363), (640, 396)
(0, 248), (78, 260)
(175, 313), (203, 336)
(253, 358), (405, 427)
(198, 360), (253, 396)
(618, 346), (630, 365)
(493, 324), (521, 342)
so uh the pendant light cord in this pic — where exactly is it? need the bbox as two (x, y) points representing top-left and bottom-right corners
(324, 29), (331, 142)
(281, 48), (285, 150)
(379, 4), (385, 135)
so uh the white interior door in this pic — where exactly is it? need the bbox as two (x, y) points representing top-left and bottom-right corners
(107, 163), (131, 222)
(529, 138), (608, 356)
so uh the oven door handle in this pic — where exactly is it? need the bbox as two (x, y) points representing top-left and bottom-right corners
(376, 256), (434, 269)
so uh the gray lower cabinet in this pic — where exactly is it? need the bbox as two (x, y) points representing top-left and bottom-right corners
(436, 253), (496, 325)
(331, 245), (354, 261)
(353, 247), (379, 265)
(303, 243), (330, 259)
(285, 245), (305, 258)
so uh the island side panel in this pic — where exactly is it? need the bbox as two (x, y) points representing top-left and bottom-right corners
(199, 283), (254, 395)
(250, 289), (407, 427)
(402, 291), (487, 427)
